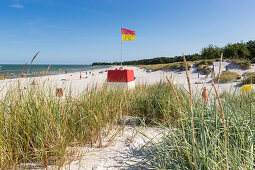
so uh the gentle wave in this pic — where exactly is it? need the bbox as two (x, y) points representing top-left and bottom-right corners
(0, 64), (110, 79)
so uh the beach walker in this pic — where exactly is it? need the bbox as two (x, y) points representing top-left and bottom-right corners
(107, 68), (135, 89)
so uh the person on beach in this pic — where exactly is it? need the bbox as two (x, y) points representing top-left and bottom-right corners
(243, 73), (247, 79)
(18, 80), (21, 92)
(202, 87), (208, 101)
(211, 65), (215, 78)
(80, 72), (82, 79)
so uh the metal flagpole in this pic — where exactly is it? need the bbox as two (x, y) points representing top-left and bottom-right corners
(121, 26), (123, 66)
(121, 38), (123, 66)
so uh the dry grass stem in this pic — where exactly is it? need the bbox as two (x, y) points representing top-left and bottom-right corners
(18, 63), (27, 77)
(212, 82), (229, 170)
(45, 64), (51, 76)
(27, 51), (40, 76)
(183, 53), (196, 145)
(217, 52), (223, 85)
(166, 76), (186, 143)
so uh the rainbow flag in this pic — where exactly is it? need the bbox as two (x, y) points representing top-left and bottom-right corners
(121, 28), (135, 41)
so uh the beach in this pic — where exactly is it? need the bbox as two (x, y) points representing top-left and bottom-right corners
(1, 61), (253, 100)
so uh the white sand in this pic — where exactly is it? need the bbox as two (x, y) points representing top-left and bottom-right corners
(2, 61), (254, 169)
(62, 125), (161, 169)
(1, 61), (253, 99)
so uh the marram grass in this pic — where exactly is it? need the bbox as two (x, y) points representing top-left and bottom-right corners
(0, 80), (254, 169)
(0, 81), (186, 169)
(133, 89), (255, 169)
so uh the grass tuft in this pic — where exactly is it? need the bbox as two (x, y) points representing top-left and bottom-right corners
(0, 82), (187, 168)
(215, 71), (240, 83)
(232, 59), (251, 69)
(134, 86), (255, 169)
(242, 72), (255, 84)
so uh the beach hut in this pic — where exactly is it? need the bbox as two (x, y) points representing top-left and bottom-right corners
(107, 68), (135, 89)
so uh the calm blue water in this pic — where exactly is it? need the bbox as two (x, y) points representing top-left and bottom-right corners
(0, 64), (110, 79)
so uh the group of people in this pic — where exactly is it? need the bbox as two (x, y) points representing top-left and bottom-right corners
(80, 71), (94, 80)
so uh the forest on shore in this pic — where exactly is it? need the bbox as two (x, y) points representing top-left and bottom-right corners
(92, 40), (255, 66)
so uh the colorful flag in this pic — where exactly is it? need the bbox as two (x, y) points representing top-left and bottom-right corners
(121, 28), (135, 41)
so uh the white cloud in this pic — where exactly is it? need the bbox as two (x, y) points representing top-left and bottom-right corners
(9, 3), (24, 9)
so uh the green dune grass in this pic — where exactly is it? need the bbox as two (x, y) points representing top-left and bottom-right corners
(0, 81), (254, 169)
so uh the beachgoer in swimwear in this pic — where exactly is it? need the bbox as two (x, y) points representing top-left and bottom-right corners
(18, 80), (21, 92)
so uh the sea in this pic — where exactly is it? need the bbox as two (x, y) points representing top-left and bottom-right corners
(0, 64), (110, 79)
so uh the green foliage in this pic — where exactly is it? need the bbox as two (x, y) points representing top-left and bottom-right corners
(197, 64), (204, 71)
(0, 82), (187, 168)
(242, 72), (255, 84)
(0, 86), (130, 168)
(194, 59), (215, 67)
(131, 82), (188, 124)
(197, 65), (212, 74)
(137, 64), (168, 71)
(243, 72), (255, 76)
(93, 40), (255, 66)
(139, 62), (192, 71)
(135, 92), (255, 169)
(223, 42), (250, 59)
(167, 62), (183, 70)
(246, 40), (255, 60)
(215, 71), (240, 83)
(194, 60), (214, 74)
(202, 65), (212, 74)
(232, 59), (251, 69)
(251, 58), (255, 63)
(201, 44), (222, 59)
(167, 62), (192, 71)
(1, 81), (254, 169)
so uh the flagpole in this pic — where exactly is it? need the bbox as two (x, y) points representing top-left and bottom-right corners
(121, 39), (123, 66)
(121, 26), (123, 66)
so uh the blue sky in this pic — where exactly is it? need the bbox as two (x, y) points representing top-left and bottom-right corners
(1, 0), (255, 64)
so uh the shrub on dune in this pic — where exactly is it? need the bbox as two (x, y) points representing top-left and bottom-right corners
(231, 59), (251, 69)
(197, 65), (212, 74)
(242, 72), (255, 84)
(138, 64), (168, 71)
(194, 59), (215, 67)
(215, 71), (240, 83)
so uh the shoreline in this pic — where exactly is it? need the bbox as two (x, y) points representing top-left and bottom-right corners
(0, 64), (111, 79)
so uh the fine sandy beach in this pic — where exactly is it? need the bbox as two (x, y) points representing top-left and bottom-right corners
(1, 61), (254, 99)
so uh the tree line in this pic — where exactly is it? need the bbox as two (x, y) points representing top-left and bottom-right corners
(92, 40), (255, 66)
